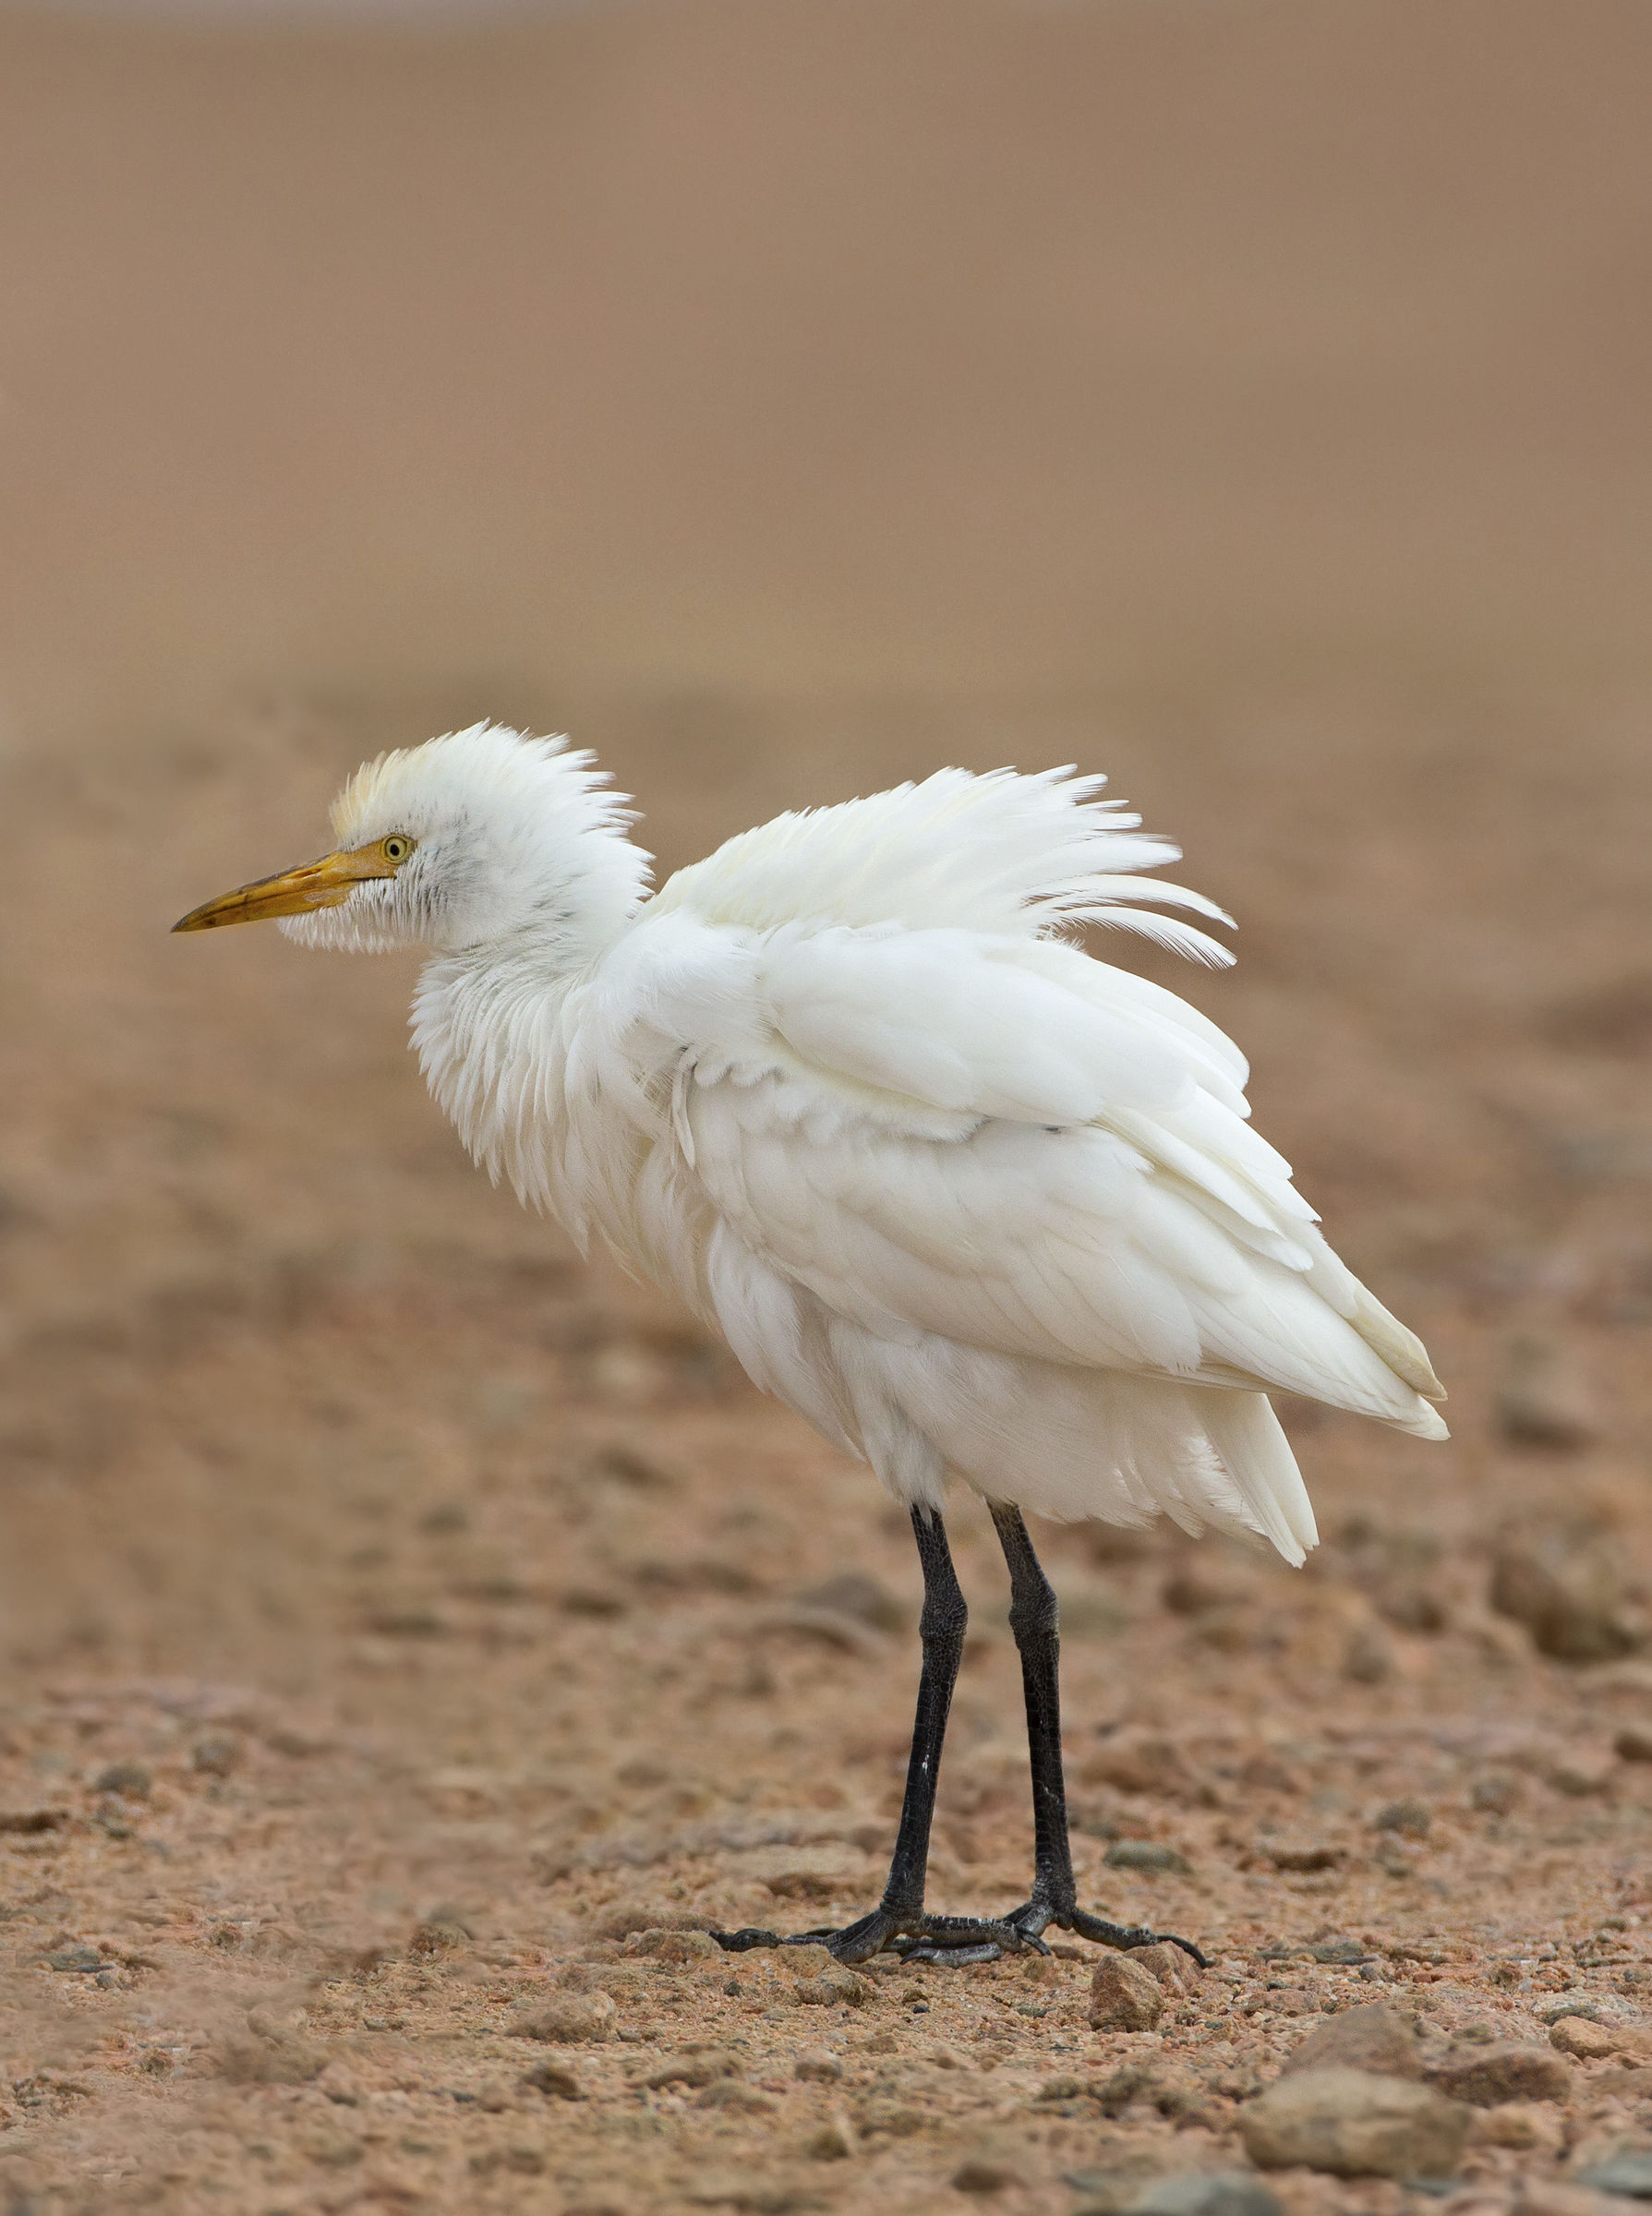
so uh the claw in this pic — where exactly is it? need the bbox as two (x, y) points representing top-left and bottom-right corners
(708, 1926), (782, 1953)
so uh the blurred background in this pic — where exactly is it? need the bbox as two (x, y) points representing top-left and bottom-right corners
(3, 4), (1652, 2206)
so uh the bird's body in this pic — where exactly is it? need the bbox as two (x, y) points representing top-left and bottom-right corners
(177, 723), (1446, 1966)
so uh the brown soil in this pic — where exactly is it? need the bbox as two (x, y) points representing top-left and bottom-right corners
(5, 6), (1652, 2213)
(5, 678), (1652, 2216)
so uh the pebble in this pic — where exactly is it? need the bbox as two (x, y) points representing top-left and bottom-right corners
(1551, 2016), (1620, 2061)
(1263, 1841), (1341, 1873)
(93, 1761), (151, 1799)
(731, 1843), (869, 1898)
(42, 1943), (104, 1974)
(1278, 2003), (1423, 2082)
(793, 2048), (844, 2082)
(794, 1969), (871, 2009)
(594, 1898), (706, 1939)
(190, 1734), (240, 1777)
(1429, 2041), (1570, 2105)
(1089, 1953), (1164, 2031)
(793, 1570), (908, 1632)
(805, 2114), (857, 2161)
(1468, 2101), (1565, 2155)
(645, 2052), (741, 2089)
(693, 2078), (777, 2111)
(1128, 1940), (1203, 1996)
(1496, 1335), (1600, 1450)
(521, 2060), (585, 2100)
(1371, 1798), (1430, 1838)
(509, 1992), (617, 2044)
(1490, 1525), (1640, 1663)
(1105, 1840), (1192, 1875)
(1079, 1728), (1209, 1803)
(951, 2152), (1027, 2194)
(1616, 1725), (1652, 1764)
(621, 1926), (719, 1962)
(1239, 2065), (1471, 2178)
(1574, 2153), (1652, 2198)
(1344, 1624), (1394, 1685)
(1124, 2176), (1284, 2216)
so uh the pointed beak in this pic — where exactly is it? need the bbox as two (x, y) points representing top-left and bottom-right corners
(172, 848), (392, 933)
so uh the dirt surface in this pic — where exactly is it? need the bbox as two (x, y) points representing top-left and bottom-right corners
(3, 671), (1652, 2216)
(5, 2), (1652, 2210)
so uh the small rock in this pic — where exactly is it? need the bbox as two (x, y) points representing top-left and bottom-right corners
(1344, 1625), (1393, 1685)
(1429, 2041), (1570, 2105)
(693, 2077), (776, 2110)
(410, 1918), (471, 1955)
(1079, 1728), (1210, 1803)
(1470, 1772), (1521, 1814)
(951, 2152), (1026, 2194)
(622, 1926), (718, 1962)
(94, 1762), (151, 1799)
(1490, 1523), (1642, 1662)
(1089, 1953), (1164, 2031)
(1264, 1841), (1342, 1873)
(521, 2060), (585, 2100)
(794, 2048), (844, 2081)
(594, 1898), (706, 1939)
(1496, 1335), (1600, 1450)
(1105, 1840), (1192, 1875)
(300, 2126), (363, 2168)
(1128, 1940), (1203, 1996)
(1279, 2004), (1423, 2082)
(314, 2063), (362, 2105)
(190, 1735), (240, 1777)
(1239, 2065), (1470, 2178)
(1371, 1798), (1430, 1838)
(1125, 2176), (1284, 2216)
(0, 1807), (69, 1834)
(793, 1571), (908, 1632)
(1468, 2101), (1565, 2155)
(1575, 2153), (1652, 2198)
(1551, 2016), (1618, 2061)
(42, 1943), (104, 1974)
(794, 1969), (871, 2008)
(645, 2051), (742, 2089)
(731, 1843), (870, 1898)
(806, 2114), (857, 2160)
(509, 1992), (617, 2044)
(1616, 1725), (1652, 1764)
(1550, 1748), (1616, 1796)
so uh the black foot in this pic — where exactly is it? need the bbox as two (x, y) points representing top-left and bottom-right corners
(1002, 1897), (1208, 1970)
(709, 1905), (1047, 1968)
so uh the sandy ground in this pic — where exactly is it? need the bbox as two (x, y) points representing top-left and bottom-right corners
(4, 2), (1652, 2209)
(2, 668), (1651, 2216)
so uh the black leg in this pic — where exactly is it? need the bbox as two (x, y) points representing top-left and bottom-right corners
(990, 1501), (1206, 1969)
(709, 1499), (1206, 1969)
(712, 1507), (1025, 1965)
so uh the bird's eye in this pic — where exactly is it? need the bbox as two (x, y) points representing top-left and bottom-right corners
(381, 835), (415, 864)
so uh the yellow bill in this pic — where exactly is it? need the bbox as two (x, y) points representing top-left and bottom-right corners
(172, 843), (402, 933)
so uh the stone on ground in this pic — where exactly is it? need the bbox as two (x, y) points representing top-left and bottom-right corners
(1239, 2065), (1470, 2178)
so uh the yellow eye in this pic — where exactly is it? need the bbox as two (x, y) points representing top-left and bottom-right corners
(381, 835), (415, 864)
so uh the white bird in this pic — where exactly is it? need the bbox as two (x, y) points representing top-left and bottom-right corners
(175, 722), (1446, 1968)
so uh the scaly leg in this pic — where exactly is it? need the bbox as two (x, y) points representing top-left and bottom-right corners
(989, 1500), (1204, 1969)
(712, 1506), (1029, 1965)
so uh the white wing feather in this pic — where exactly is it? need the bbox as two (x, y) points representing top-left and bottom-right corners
(543, 766), (1446, 1567)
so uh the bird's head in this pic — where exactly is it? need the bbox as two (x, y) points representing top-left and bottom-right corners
(173, 722), (648, 958)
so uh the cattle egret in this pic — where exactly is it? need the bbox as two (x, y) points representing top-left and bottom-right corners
(175, 724), (1446, 1967)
